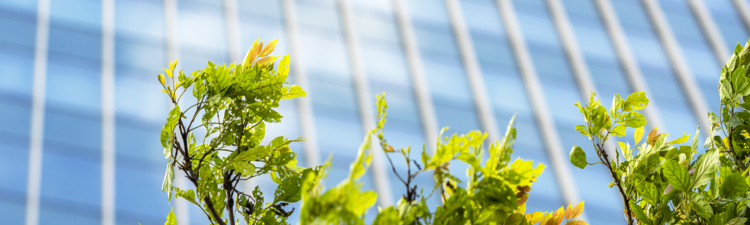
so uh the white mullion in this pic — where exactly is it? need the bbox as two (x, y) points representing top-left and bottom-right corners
(223, 0), (241, 64)
(495, 0), (582, 208)
(641, 0), (711, 134)
(595, 0), (664, 130)
(546, 0), (596, 101)
(164, 0), (190, 224)
(732, 0), (750, 34)
(281, 0), (321, 170)
(546, 0), (618, 160)
(444, 0), (501, 143)
(391, 0), (439, 154)
(688, 0), (730, 63)
(25, 0), (50, 224)
(337, 0), (394, 207)
(101, 0), (116, 224)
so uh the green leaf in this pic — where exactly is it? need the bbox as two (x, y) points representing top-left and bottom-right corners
(273, 168), (310, 203)
(570, 146), (588, 169)
(349, 131), (374, 181)
(624, 91), (649, 111)
(281, 85), (306, 99)
(732, 65), (750, 96)
(611, 94), (625, 116)
(689, 192), (713, 218)
(175, 189), (198, 206)
(634, 126), (645, 144)
(610, 125), (626, 137)
(722, 173), (749, 197)
(504, 213), (526, 225)
(728, 218), (748, 225)
(227, 160), (256, 176)
(636, 182), (659, 205)
(620, 112), (647, 128)
(372, 207), (399, 224)
(161, 106), (181, 159)
(691, 149), (718, 189)
(165, 207), (176, 225)
(662, 159), (690, 191)
(235, 146), (272, 162)
(730, 114), (743, 127)
(161, 164), (175, 201)
(575, 125), (590, 137)
(456, 153), (480, 169)
(692, 126), (700, 151)
(666, 134), (690, 145)
(629, 202), (652, 225)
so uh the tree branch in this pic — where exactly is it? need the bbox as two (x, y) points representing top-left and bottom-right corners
(203, 196), (227, 225)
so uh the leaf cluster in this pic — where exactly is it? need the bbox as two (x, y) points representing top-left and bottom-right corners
(159, 39), (312, 225)
(569, 39), (750, 224)
(298, 94), (588, 225)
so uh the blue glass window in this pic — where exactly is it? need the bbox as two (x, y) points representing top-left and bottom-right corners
(460, 0), (564, 213)
(39, 0), (103, 224)
(658, 0), (721, 114)
(407, 0), (480, 136)
(612, 0), (701, 139)
(351, 0), (441, 209)
(113, 0), (172, 224)
(512, 0), (621, 223)
(0, 5), (36, 223)
(708, 0), (749, 52)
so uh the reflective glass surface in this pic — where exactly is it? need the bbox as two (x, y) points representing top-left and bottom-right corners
(41, 0), (102, 224)
(407, 0), (481, 136)
(460, 0), (564, 213)
(350, 0), (440, 209)
(512, 0), (619, 223)
(294, 0), (378, 218)
(0, 0), (36, 223)
(659, 0), (721, 114)
(708, 0), (749, 53)
(612, 0), (700, 141)
(114, 0), (171, 224)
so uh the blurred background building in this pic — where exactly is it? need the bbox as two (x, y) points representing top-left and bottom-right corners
(0, 0), (748, 224)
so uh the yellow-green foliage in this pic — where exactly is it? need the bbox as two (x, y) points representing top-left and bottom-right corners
(158, 38), (586, 225)
(568, 38), (750, 224)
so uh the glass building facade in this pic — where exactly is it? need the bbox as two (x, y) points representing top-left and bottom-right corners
(0, 0), (748, 224)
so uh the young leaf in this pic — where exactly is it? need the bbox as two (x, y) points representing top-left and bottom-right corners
(610, 125), (626, 137)
(575, 125), (590, 138)
(623, 91), (649, 111)
(570, 146), (588, 169)
(259, 39), (278, 58)
(647, 127), (659, 145)
(570, 201), (584, 219)
(634, 126), (644, 144)
(165, 207), (177, 225)
(620, 112), (647, 128)
(281, 85), (307, 99)
(666, 134), (690, 145)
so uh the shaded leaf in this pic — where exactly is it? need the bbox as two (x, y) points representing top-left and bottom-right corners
(570, 146), (588, 169)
